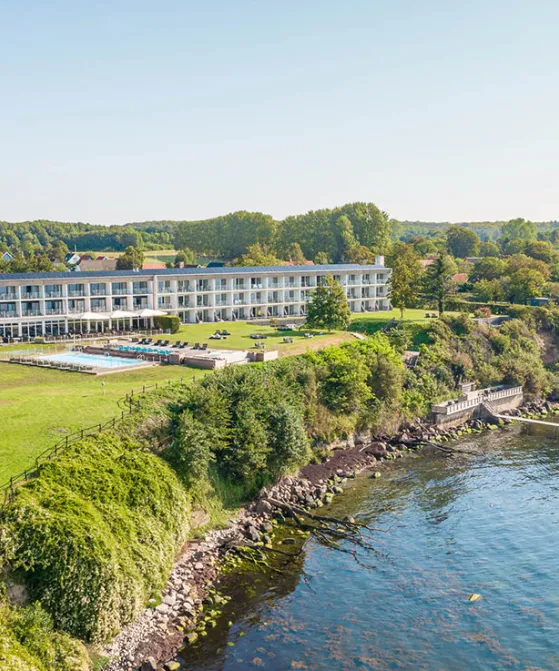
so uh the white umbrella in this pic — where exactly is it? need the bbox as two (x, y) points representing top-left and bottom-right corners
(76, 311), (111, 320)
(109, 309), (136, 319)
(136, 308), (168, 317)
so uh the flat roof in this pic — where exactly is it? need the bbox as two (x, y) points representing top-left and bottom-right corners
(0, 263), (386, 282)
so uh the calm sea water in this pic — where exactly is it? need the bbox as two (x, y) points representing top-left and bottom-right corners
(179, 424), (559, 671)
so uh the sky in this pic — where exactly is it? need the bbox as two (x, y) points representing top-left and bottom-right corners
(1, 0), (559, 225)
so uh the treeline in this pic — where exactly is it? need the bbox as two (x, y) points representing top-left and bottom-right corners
(0, 202), (392, 263)
(1, 313), (555, 669)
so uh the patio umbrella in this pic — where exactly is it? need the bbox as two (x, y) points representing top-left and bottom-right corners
(136, 308), (168, 318)
(75, 311), (111, 320)
(109, 309), (136, 319)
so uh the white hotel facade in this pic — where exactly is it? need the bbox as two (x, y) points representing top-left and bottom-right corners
(0, 261), (391, 338)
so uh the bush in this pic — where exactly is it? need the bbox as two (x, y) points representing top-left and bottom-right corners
(153, 315), (180, 334)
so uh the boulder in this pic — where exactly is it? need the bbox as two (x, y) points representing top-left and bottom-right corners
(140, 658), (158, 671)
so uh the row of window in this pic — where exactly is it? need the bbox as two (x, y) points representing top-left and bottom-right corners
(0, 273), (388, 301)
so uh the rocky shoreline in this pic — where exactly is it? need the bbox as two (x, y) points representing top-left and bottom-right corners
(101, 399), (556, 671)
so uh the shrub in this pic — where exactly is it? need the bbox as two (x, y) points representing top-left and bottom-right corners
(153, 315), (180, 333)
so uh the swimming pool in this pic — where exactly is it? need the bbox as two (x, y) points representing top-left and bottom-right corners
(39, 352), (143, 369)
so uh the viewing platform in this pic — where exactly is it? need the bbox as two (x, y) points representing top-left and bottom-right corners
(430, 383), (524, 427)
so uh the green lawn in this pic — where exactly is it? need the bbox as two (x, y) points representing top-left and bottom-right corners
(0, 363), (199, 483)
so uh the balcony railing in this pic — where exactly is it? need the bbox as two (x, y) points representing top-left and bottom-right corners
(90, 289), (107, 297)
(68, 290), (86, 298)
(22, 310), (42, 317)
(0, 294), (17, 301)
(0, 311), (18, 318)
(45, 308), (65, 315)
(22, 292), (40, 299)
(112, 288), (129, 295)
(90, 306), (107, 313)
(44, 291), (63, 298)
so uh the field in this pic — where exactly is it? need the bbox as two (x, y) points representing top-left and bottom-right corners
(0, 363), (197, 483)
(0, 310), (436, 483)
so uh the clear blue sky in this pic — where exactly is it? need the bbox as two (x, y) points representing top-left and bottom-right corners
(1, 0), (558, 225)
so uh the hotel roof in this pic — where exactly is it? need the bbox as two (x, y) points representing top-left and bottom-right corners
(0, 263), (386, 282)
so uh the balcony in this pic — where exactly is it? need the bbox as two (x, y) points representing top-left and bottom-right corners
(68, 290), (86, 298)
(90, 305), (107, 313)
(68, 305), (86, 314)
(158, 302), (173, 310)
(45, 308), (65, 315)
(90, 289), (107, 297)
(22, 292), (40, 300)
(44, 291), (63, 298)
(22, 309), (42, 317)
(112, 287), (128, 295)
(0, 293), (17, 301)
(0, 311), (18, 319)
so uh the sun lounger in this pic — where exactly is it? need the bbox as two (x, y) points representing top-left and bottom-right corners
(180, 342), (188, 348)
(201, 343), (208, 351)
(193, 343), (200, 350)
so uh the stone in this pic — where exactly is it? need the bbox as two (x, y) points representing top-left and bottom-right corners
(372, 472), (382, 479)
(164, 661), (181, 671)
(282, 537), (296, 545)
(140, 658), (158, 671)
(245, 526), (261, 542)
(255, 499), (273, 515)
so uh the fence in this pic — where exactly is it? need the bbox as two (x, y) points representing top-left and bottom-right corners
(432, 386), (523, 416)
(0, 376), (190, 507)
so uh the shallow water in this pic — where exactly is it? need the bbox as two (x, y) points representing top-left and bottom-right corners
(179, 423), (559, 670)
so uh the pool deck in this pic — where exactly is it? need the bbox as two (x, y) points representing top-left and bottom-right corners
(8, 353), (157, 376)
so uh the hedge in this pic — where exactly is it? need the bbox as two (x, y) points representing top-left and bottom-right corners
(153, 315), (181, 333)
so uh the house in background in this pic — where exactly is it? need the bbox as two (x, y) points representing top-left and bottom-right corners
(76, 258), (118, 272)
(1, 251), (14, 263)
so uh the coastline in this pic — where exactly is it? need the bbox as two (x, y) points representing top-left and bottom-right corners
(101, 397), (557, 671)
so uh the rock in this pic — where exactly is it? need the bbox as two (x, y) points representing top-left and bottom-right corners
(372, 472), (382, 479)
(186, 631), (199, 644)
(164, 661), (181, 671)
(255, 499), (273, 515)
(245, 526), (261, 543)
(282, 537), (296, 545)
(194, 562), (204, 571)
(140, 658), (158, 671)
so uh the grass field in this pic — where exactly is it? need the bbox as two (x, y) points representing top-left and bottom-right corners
(0, 310), (436, 483)
(0, 363), (198, 483)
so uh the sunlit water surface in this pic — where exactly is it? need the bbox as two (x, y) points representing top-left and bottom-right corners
(179, 424), (559, 671)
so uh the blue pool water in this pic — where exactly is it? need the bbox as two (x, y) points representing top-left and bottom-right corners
(39, 352), (142, 368)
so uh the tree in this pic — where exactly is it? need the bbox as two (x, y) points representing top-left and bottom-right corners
(387, 243), (423, 318)
(116, 246), (144, 270)
(306, 276), (351, 331)
(500, 217), (537, 244)
(446, 226), (480, 258)
(314, 251), (330, 265)
(343, 244), (376, 264)
(174, 248), (196, 266)
(479, 240), (500, 257)
(507, 268), (546, 304)
(473, 278), (506, 302)
(471, 257), (505, 282)
(524, 240), (555, 264)
(422, 253), (458, 313)
(285, 243), (306, 265)
(235, 243), (285, 267)
(505, 254), (551, 281)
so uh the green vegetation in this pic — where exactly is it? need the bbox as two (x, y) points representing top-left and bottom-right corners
(115, 245), (144, 270)
(153, 314), (181, 334)
(387, 243), (422, 318)
(306, 278), (351, 331)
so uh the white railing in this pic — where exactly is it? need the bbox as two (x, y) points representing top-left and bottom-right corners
(432, 386), (523, 416)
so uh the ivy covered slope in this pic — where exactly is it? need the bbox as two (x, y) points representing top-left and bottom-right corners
(0, 318), (553, 669)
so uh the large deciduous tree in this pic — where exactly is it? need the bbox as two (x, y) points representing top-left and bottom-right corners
(306, 276), (351, 331)
(446, 225), (480, 258)
(387, 243), (423, 318)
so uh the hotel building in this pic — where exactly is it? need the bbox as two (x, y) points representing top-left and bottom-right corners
(0, 261), (391, 338)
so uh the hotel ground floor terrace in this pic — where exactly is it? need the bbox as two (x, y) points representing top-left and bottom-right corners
(0, 261), (391, 338)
